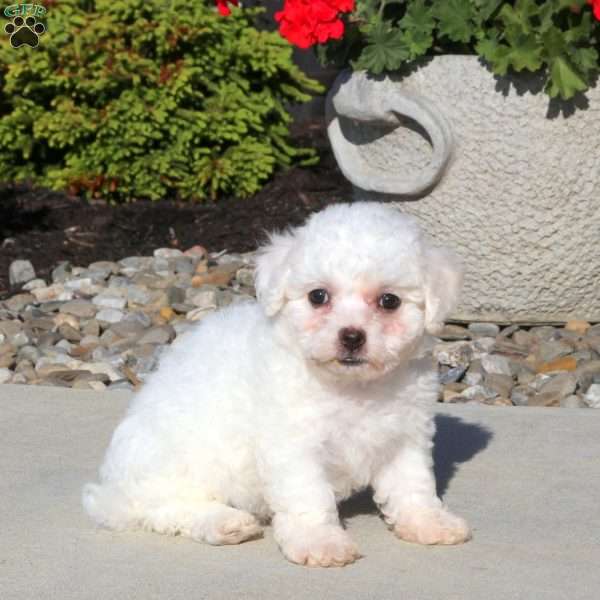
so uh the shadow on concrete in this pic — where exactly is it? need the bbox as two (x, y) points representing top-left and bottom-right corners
(433, 414), (493, 498)
(339, 414), (493, 519)
(340, 488), (379, 519)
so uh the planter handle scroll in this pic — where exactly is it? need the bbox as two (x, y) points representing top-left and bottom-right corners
(326, 70), (454, 195)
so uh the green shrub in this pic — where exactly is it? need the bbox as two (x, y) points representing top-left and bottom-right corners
(0, 0), (323, 201)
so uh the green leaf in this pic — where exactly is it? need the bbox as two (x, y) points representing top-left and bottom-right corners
(400, 27), (434, 59)
(476, 36), (513, 75)
(497, 0), (539, 34)
(478, 30), (543, 75)
(472, 0), (503, 21)
(401, 0), (435, 35)
(547, 56), (588, 98)
(570, 46), (599, 77)
(542, 25), (590, 98)
(500, 8), (545, 73)
(353, 20), (409, 74)
(506, 33), (544, 71)
(399, 0), (434, 58)
(564, 12), (593, 44)
(433, 0), (476, 43)
(352, 0), (381, 21)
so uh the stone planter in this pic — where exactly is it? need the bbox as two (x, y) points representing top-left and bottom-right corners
(326, 55), (600, 323)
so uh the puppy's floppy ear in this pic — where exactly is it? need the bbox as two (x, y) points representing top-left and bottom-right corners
(422, 244), (464, 335)
(254, 229), (296, 316)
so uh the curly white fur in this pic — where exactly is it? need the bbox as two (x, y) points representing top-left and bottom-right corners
(82, 202), (471, 567)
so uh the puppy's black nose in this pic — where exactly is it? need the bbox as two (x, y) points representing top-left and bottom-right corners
(339, 327), (366, 351)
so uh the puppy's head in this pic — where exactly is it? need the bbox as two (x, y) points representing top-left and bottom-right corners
(255, 203), (463, 382)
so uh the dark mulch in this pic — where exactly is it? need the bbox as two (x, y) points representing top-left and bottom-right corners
(0, 120), (352, 298)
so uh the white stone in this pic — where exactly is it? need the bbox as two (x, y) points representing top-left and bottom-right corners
(53, 313), (80, 330)
(461, 385), (494, 401)
(137, 327), (173, 345)
(468, 323), (500, 337)
(88, 261), (120, 276)
(107, 276), (130, 289)
(80, 335), (100, 347)
(11, 332), (30, 348)
(126, 286), (153, 305)
(153, 248), (184, 259)
(538, 373), (577, 400)
(118, 256), (153, 273)
(87, 381), (107, 391)
(92, 293), (127, 310)
(18, 346), (41, 363)
(186, 307), (214, 322)
(530, 373), (552, 391)
(236, 267), (255, 287)
(472, 337), (496, 358)
(122, 311), (152, 328)
(22, 278), (46, 291)
(9, 260), (36, 286)
(481, 354), (512, 376)
(35, 358), (83, 376)
(95, 309), (124, 324)
(152, 257), (170, 274)
(584, 384), (600, 409)
(186, 288), (218, 310)
(55, 340), (74, 352)
(84, 362), (123, 382)
(31, 284), (73, 303)
(463, 370), (483, 386)
(434, 342), (472, 369)
(0, 368), (12, 383)
(511, 386), (533, 407)
(561, 395), (586, 409)
(64, 278), (94, 291)
(59, 300), (96, 318)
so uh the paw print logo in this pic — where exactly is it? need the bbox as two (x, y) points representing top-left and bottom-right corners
(4, 15), (45, 48)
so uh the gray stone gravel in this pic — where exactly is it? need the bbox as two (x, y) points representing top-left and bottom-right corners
(0, 248), (255, 391)
(435, 319), (600, 408)
(1, 254), (599, 407)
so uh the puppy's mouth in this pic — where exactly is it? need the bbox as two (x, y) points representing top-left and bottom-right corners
(337, 357), (367, 367)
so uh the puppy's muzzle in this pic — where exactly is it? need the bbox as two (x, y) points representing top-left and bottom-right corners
(339, 327), (366, 352)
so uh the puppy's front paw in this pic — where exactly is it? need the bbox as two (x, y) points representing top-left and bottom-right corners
(393, 507), (471, 545)
(279, 524), (361, 568)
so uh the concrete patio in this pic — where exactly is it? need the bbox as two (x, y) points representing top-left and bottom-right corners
(1, 384), (598, 599)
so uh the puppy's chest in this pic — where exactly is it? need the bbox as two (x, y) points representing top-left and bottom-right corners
(321, 406), (405, 489)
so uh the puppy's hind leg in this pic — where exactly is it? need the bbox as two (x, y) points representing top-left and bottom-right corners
(82, 481), (141, 532)
(182, 502), (264, 546)
(139, 501), (264, 545)
(83, 481), (263, 545)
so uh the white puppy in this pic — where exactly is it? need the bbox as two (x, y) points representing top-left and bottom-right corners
(83, 202), (471, 567)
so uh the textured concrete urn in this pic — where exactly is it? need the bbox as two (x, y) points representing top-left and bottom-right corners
(326, 55), (600, 323)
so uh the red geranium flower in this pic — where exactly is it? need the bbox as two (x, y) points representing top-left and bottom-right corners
(589, 0), (600, 20)
(215, 0), (238, 17)
(275, 0), (355, 49)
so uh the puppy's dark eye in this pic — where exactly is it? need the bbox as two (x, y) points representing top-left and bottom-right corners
(308, 288), (329, 307)
(379, 293), (401, 310)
